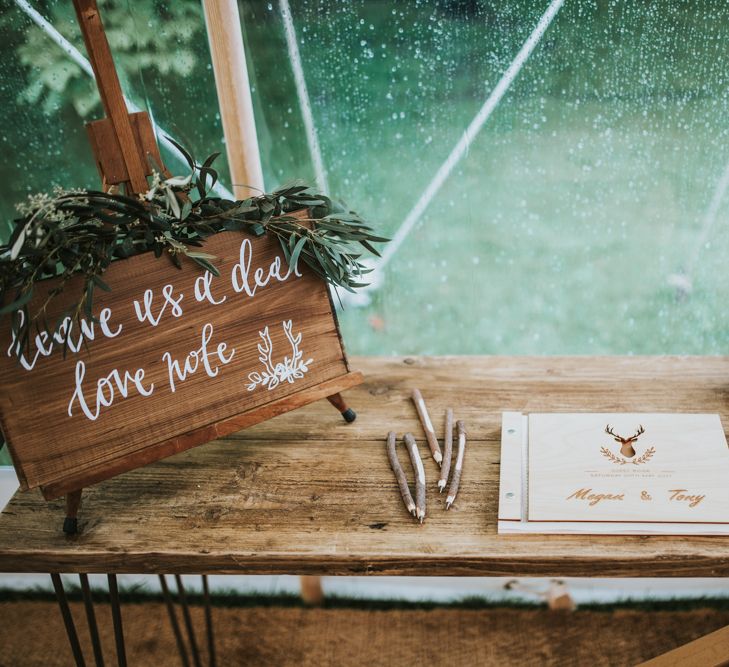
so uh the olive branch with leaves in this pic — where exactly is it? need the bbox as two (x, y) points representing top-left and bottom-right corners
(0, 140), (388, 359)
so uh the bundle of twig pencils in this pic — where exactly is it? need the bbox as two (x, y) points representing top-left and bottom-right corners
(385, 390), (469, 524)
(411, 389), (467, 510)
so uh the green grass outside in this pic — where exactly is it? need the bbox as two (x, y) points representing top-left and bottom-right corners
(2, 586), (729, 613)
(273, 0), (729, 355)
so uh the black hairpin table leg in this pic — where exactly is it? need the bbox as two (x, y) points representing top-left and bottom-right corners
(107, 574), (127, 667)
(51, 571), (216, 666)
(160, 575), (191, 667)
(326, 392), (357, 422)
(79, 573), (105, 667)
(51, 573), (86, 667)
(202, 575), (216, 667)
(175, 575), (202, 667)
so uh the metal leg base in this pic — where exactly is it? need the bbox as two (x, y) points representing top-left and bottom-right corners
(63, 517), (78, 535)
(326, 392), (357, 423)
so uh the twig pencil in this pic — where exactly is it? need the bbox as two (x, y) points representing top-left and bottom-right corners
(446, 420), (467, 510)
(439, 408), (453, 492)
(411, 388), (443, 465)
(386, 431), (416, 517)
(403, 432), (426, 523)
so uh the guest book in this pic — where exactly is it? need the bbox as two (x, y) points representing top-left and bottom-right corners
(498, 412), (729, 535)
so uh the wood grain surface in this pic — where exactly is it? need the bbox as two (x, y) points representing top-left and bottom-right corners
(638, 622), (729, 666)
(1, 356), (729, 577)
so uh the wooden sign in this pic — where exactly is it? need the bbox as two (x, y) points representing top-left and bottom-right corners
(0, 230), (362, 502)
(0, 0), (376, 533)
(0, 0), (370, 536)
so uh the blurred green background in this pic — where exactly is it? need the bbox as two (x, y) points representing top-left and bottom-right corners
(2, 0), (729, 463)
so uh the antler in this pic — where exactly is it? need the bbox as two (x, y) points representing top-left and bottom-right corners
(627, 425), (645, 442)
(605, 424), (645, 443)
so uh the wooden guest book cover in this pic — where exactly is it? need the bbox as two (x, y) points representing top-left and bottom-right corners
(0, 231), (359, 499)
(498, 412), (729, 535)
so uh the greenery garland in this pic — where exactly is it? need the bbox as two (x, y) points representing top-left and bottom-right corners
(0, 141), (388, 357)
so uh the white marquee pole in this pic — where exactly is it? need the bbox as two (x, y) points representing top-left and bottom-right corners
(202, 0), (265, 197)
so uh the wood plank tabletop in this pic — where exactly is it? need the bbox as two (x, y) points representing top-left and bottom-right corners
(1, 356), (728, 577)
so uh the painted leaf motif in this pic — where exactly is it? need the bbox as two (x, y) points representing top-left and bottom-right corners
(246, 321), (313, 392)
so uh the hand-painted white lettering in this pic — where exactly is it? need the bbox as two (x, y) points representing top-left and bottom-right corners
(194, 271), (227, 305)
(68, 360), (154, 421)
(231, 238), (301, 297)
(162, 322), (235, 392)
(133, 284), (184, 326)
(8, 307), (123, 371)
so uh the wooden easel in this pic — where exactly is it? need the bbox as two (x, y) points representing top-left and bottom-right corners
(62, 0), (358, 534)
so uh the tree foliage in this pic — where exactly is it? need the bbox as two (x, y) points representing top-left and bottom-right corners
(15, 0), (204, 117)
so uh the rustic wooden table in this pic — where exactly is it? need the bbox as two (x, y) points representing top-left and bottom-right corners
(1, 355), (728, 578)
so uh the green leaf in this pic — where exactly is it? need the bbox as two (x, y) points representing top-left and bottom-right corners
(91, 275), (112, 292)
(164, 136), (196, 172)
(190, 255), (220, 277)
(247, 222), (266, 237)
(0, 287), (33, 315)
(289, 235), (307, 272)
(359, 239), (382, 257)
(84, 281), (95, 320)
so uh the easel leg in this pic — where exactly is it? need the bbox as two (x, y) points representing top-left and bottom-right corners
(63, 489), (83, 535)
(326, 392), (357, 423)
(300, 576), (324, 605)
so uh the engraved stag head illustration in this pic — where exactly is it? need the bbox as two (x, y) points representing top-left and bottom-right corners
(604, 424), (644, 458)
